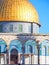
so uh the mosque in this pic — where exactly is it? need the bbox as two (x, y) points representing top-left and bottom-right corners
(0, 0), (49, 65)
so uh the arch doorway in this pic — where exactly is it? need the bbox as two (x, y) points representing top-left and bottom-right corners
(9, 39), (22, 64)
(10, 49), (18, 64)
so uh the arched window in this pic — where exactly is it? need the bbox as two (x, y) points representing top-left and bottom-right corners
(25, 40), (37, 54)
(10, 25), (13, 32)
(18, 24), (23, 32)
(40, 40), (49, 56)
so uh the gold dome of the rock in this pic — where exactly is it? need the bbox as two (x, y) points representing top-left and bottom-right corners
(0, 0), (39, 24)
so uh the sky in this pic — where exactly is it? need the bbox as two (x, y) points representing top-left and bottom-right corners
(29, 0), (49, 34)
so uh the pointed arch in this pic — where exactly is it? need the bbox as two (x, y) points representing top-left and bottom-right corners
(40, 40), (49, 56)
(10, 39), (22, 53)
(25, 40), (37, 55)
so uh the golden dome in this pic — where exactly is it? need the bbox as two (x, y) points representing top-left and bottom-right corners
(0, 0), (39, 24)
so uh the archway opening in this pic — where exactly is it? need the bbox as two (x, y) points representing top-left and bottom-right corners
(10, 49), (18, 64)
(25, 40), (37, 64)
(9, 39), (22, 64)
